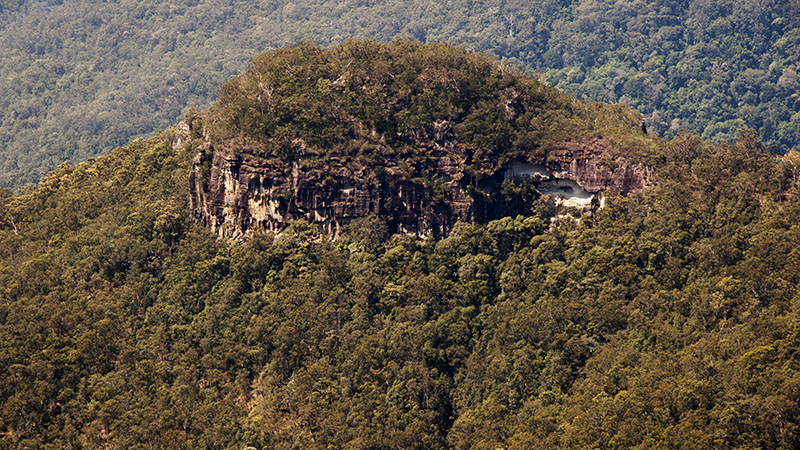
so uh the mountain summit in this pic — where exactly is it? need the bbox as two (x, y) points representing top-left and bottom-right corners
(188, 40), (652, 239)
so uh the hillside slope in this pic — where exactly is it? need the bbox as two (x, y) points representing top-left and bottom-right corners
(1, 0), (798, 188)
(2, 41), (800, 448)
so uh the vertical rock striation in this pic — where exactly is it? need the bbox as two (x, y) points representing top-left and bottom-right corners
(189, 135), (653, 240)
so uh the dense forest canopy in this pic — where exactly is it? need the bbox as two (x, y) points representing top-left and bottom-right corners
(2, 40), (800, 448)
(204, 39), (645, 169)
(1, 0), (799, 188)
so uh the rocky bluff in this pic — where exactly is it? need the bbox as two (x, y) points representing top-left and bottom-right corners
(188, 134), (651, 240)
(185, 40), (654, 239)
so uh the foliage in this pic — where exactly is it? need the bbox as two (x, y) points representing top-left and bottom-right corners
(203, 39), (639, 175)
(2, 0), (799, 189)
(2, 77), (800, 448)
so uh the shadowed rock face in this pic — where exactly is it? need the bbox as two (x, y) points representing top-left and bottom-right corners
(189, 134), (653, 240)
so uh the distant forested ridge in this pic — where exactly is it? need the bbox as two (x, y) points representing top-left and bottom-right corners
(2, 40), (800, 448)
(1, 0), (799, 188)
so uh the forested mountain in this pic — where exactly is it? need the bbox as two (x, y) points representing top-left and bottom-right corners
(1, 0), (799, 188)
(2, 40), (800, 448)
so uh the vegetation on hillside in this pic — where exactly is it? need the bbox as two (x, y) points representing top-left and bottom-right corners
(205, 40), (645, 173)
(1, 0), (798, 188)
(2, 41), (800, 448)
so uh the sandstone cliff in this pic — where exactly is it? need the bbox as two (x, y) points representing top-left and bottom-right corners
(188, 132), (652, 240)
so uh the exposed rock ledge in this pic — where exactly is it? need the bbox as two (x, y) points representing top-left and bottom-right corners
(189, 138), (653, 240)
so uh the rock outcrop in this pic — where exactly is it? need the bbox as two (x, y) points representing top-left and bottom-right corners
(188, 134), (652, 240)
(182, 40), (657, 240)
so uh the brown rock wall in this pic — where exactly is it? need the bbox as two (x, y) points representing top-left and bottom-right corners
(189, 135), (653, 240)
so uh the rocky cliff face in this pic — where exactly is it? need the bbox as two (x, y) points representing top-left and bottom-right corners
(188, 131), (653, 240)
